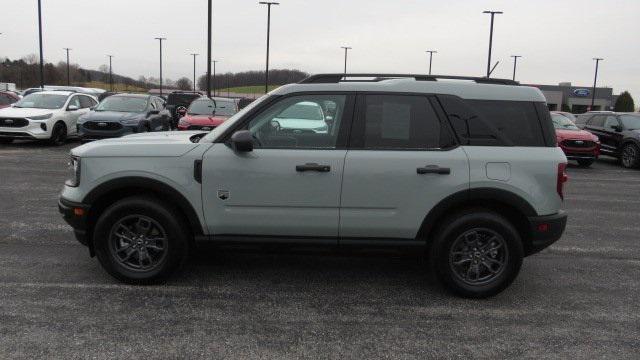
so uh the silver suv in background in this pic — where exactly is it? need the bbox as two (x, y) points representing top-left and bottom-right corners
(59, 74), (568, 298)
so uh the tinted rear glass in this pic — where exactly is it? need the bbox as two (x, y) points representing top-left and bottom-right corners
(168, 93), (200, 104)
(587, 115), (605, 127)
(437, 96), (548, 147)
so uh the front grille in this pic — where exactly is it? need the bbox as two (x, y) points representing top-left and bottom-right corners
(82, 121), (123, 131)
(562, 140), (596, 148)
(0, 118), (28, 128)
(188, 125), (215, 131)
(0, 131), (34, 138)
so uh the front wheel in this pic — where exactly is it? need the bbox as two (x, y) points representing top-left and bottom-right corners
(93, 196), (190, 284)
(430, 209), (523, 298)
(621, 143), (640, 169)
(48, 122), (67, 146)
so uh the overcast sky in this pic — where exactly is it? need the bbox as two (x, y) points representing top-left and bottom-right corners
(1, 0), (639, 98)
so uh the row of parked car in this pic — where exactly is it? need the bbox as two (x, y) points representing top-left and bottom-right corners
(550, 110), (640, 168)
(0, 87), (240, 145)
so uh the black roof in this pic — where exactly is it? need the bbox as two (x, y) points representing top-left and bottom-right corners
(299, 73), (519, 86)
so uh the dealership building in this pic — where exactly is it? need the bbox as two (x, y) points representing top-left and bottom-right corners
(526, 82), (614, 113)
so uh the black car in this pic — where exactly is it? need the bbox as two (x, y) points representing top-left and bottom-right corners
(576, 112), (640, 168)
(165, 91), (203, 128)
(77, 94), (171, 141)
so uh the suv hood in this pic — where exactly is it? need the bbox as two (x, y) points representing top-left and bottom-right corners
(71, 131), (207, 158)
(0, 107), (56, 118)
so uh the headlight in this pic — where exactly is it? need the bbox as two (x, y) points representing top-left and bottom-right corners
(28, 113), (53, 121)
(65, 156), (80, 187)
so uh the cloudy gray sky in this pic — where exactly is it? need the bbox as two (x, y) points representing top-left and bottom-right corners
(1, 0), (639, 97)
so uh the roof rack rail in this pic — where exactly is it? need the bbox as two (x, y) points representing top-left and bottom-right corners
(299, 73), (519, 86)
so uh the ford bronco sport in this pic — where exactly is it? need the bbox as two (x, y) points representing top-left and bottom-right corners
(59, 74), (568, 298)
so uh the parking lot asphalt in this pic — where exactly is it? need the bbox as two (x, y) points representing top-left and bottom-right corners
(0, 141), (639, 359)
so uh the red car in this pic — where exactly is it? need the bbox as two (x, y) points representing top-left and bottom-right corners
(552, 111), (600, 167)
(177, 97), (238, 131)
(0, 91), (20, 109)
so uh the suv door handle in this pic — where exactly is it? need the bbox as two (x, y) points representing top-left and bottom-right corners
(417, 165), (450, 175)
(296, 163), (331, 172)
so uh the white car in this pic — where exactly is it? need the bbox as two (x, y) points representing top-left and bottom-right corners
(0, 91), (98, 145)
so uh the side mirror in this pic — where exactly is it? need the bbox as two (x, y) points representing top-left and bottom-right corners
(67, 104), (79, 111)
(230, 130), (253, 152)
(148, 109), (160, 115)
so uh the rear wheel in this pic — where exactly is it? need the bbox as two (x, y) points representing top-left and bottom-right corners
(93, 196), (190, 284)
(621, 143), (640, 168)
(577, 159), (594, 167)
(429, 209), (523, 298)
(48, 122), (67, 146)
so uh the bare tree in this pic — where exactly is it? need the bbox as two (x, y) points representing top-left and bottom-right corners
(175, 77), (192, 90)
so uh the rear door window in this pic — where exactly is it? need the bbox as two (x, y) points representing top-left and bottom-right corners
(351, 94), (453, 150)
(587, 115), (605, 127)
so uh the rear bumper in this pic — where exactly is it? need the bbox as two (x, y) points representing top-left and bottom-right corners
(58, 197), (90, 247)
(526, 210), (567, 256)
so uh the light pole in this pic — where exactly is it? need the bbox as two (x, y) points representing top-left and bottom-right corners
(510, 55), (522, 81)
(37, 0), (45, 88)
(483, 10), (503, 77)
(190, 53), (198, 92)
(107, 55), (114, 91)
(591, 58), (603, 110)
(259, 1), (279, 94)
(341, 46), (352, 74)
(212, 60), (218, 96)
(155, 37), (166, 96)
(206, 0), (212, 98)
(63, 48), (71, 85)
(426, 50), (437, 75)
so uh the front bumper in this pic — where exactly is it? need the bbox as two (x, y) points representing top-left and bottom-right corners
(526, 210), (567, 256)
(58, 197), (90, 247)
(78, 124), (136, 141)
(0, 123), (52, 139)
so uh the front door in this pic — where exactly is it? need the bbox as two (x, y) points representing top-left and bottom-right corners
(340, 94), (469, 240)
(201, 93), (354, 238)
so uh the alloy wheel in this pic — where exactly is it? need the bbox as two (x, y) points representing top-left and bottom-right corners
(108, 215), (168, 272)
(448, 228), (509, 286)
(622, 145), (638, 168)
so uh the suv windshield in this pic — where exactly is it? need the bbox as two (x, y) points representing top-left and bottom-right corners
(96, 96), (148, 112)
(620, 115), (640, 130)
(188, 99), (215, 115)
(552, 113), (579, 130)
(14, 93), (68, 109)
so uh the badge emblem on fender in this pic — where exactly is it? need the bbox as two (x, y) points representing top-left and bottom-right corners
(217, 190), (229, 200)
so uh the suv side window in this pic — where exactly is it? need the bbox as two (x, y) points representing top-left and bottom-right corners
(603, 116), (620, 131)
(353, 94), (450, 149)
(79, 95), (94, 108)
(0, 94), (10, 105)
(587, 115), (605, 127)
(67, 95), (81, 109)
(468, 100), (545, 147)
(247, 94), (348, 149)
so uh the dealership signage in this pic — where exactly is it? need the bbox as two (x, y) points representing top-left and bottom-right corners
(573, 88), (591, 97)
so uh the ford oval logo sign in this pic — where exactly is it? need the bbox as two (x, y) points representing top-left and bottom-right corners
(573, 89), (591, 97)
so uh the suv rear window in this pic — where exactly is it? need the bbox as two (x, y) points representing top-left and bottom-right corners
(167, 93), (201, 105)
(437, 96), (549, 147)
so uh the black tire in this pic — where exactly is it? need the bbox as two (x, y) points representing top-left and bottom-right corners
(93, 196), (190, 284)
(429, 208), (524, 298)
(621, 143), (640, 169)
(0, 138), (13, 144)
(48, 122), (67, 146)
(577, 159), (594, 167)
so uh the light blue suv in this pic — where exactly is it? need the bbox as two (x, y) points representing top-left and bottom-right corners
(59, 74), (568, 298)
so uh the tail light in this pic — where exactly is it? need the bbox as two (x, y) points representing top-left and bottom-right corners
(557, 163), (568, 200)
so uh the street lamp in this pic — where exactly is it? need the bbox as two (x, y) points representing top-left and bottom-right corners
(206, 0), (212, 98)
(212, 60), (218, 96)
(426, 50), (437, 75)
(483, 10), (503, 77)
(155, 37), (166, 96)
(106, 55), (114, 91)
(63, 48), (71, 86)
(190, 53), (199, 92)
(341, 46), (352, 74)
(510, 55), (522, 81)
(37, 0), (45, 88)
(259, 1), (279, 94)
(591, 58), (603, 110)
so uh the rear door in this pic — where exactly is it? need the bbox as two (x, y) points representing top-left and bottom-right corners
(584, 115), (611, 153)
(602, 115), (625, 153)
(339, 94), (469, 240)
